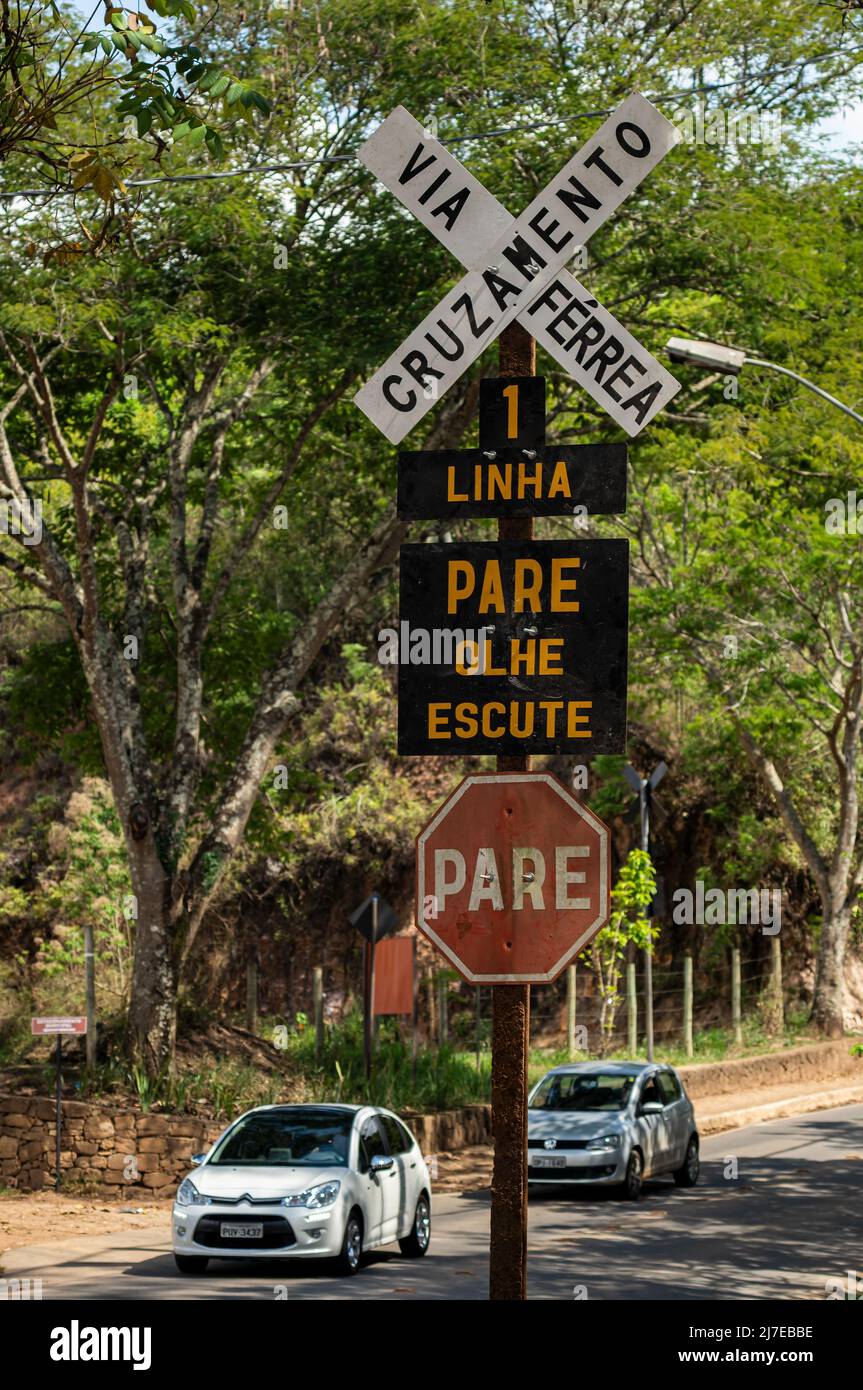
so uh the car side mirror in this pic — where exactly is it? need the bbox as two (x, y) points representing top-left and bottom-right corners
(370, 1154), (394, 1173)
(190, 1152), (207, 1166)
(639, 1101), (663, 1116)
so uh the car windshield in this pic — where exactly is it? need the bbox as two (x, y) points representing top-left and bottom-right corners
(208, 1109), (353, 1166)
(530, 1072), (637, 1112)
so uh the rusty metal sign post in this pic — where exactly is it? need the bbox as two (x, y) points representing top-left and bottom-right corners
(355, 95), (682, 1300)
(495, 321), (535, 1301)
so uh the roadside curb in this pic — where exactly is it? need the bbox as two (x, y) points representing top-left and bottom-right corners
(698, 1083), (863, 1135)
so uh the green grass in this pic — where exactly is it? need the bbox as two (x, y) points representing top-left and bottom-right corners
(525, 1011), (816, 1083)
(281, 1013), (491, 1112)
(274, 1011), (820, 1113)
(3, 1009), (824, 1123)
(71, 1055), (292, 1122)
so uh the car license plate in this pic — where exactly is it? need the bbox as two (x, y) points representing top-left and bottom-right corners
(221, 1222), (263, 1239)
(533, 1155), (566, 1169)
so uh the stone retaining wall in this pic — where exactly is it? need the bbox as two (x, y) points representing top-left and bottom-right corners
(2, 1041), (858, 1191)
(403, 1105), (492, 1153)
(678, 1040), (860, 1099)
(0, 1095), (493, 1192)
(0, 1096), (221, 1193)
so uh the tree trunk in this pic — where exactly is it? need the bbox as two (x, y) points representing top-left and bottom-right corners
(127, 842), (178, 1073)
(812, 903), (850, 1036)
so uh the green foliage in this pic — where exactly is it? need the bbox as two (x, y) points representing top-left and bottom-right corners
(0, 3), (269, 186)
(256, 655), (428, 896)
(2, 0), (863, 1065)
(589, 754), (630, 822)
(584, 850), (658, 1052)
(0, 778), (132, 1052)
(33, 779), (133, 1008)
(82, 1055), (290, 1120)
(272, 1011), (492, 1112)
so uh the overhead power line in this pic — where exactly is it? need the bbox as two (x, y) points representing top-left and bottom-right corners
(1, 49), (862, 204)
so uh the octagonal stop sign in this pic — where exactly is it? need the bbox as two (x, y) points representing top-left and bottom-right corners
(416, 773), (611, 983)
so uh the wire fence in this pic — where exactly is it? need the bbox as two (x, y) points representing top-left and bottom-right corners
(518, 944), (784, 1056)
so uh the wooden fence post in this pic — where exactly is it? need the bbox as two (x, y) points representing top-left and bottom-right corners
(683, 954), (693, 1058)
(313, 966), (324, 1060)
(627, 959), (637, 1056)
(731, 947), (742, 1045)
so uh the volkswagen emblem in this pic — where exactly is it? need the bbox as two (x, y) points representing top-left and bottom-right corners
(543, 1139), (557, 1150)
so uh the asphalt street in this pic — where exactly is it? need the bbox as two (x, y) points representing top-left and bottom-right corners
(4, 1103), (861, 1300)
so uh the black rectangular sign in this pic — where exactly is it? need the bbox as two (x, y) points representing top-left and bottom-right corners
(397, 443), (627, 519)
(395, 539), (628, 756)
(479, 376), (545, 450)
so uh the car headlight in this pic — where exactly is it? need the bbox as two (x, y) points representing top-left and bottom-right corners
(585, 1134), (621, 1151)
(283, 1180), (341, 1209)
(176, 1178), (211, 1206)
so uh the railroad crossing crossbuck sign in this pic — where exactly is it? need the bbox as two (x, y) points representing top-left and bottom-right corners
(355, 93), (682, 441)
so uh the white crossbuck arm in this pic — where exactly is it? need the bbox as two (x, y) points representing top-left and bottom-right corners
(354, 94), (681, 443)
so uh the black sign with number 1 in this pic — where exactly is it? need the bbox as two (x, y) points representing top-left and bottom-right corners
(479, 376), (546, 451)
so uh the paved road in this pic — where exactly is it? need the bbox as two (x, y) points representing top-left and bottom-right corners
(5, 1104), (861, 1300)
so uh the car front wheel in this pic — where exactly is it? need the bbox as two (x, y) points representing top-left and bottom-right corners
(619, 1149), (643, 1200)
(674, 1135), (700, 1188)
(174, 1254), (209, 1274)
(334, 1212), (364, 1276)
(399, 1194), (431, 1257)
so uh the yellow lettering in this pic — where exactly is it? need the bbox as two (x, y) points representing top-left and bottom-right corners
(538, 638), (564, 675)
(510, 703), (535, 737)
(455, 639), (482, 675)
(547, 460), (571, 499)
(478, 560), (505, 613)
(447, 466), (468, 503)
(428, 703), (451, 739)
(488, 464), (512, 500)
(517, 461), (542, 499)
(503, 383), (519, 438)
(455, 703), (478, 738)
(480, 636), (507, 676)
(567, 701), (592, 737)
(514, 558), (542, 612)
(481, 702), (506, 738)
(510, 639), (535, 675)
(447, 560), (475, 614)
(551, 557), (580, 612)
(538, 700), (564, 735)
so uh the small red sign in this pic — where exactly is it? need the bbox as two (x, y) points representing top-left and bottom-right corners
(416, 773), (610, 983)
(31, 1016), (87, 1035)
(372, 937), (415, 1016)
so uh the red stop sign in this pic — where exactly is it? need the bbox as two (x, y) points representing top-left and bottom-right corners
(416, 773), (610, 983)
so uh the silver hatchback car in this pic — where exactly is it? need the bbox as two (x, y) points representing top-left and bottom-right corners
(172, 1103), (432, 1275)
(527, 1061), (699, 1198)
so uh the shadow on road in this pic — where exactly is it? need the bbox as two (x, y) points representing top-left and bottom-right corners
(525, 1152), (863, 1300)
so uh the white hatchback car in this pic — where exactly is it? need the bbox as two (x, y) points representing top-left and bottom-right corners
(172, 1103), (432, 1276)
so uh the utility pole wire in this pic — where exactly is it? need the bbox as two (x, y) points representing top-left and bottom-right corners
(1, 50), (861, 203)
